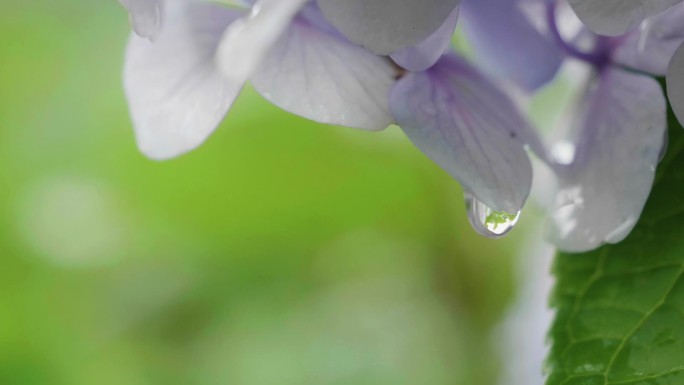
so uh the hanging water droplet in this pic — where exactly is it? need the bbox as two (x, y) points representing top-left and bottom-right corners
(464, 192), (520, 238)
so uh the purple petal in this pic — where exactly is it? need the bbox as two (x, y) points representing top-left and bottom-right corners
(459, 0), (564, 91)
(251, 13), (396, 130)
(390, 6), (460, 72)
(316, 0), (461, 55)
(124, 2), (246, 160)
(567, 0), (682, 36)
(390, 55), (538, 214)
(668, 43), (684, 126)
(613, 2), (684, 75)
(548, 69), (666, 252)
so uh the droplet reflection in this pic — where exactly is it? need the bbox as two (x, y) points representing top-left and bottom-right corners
(464, 192), (520, 238)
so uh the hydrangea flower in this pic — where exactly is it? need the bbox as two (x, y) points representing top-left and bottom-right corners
(445, 0), (683, 251)
(119, 0), (537, 234)
(117, 0), (684, 252)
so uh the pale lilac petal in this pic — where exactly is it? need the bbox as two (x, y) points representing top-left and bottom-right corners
(460, 0), (563, 91)
(390, 55), (536, 214)
(668, 43), (684, 125)
(390, 6), (460, 72)
(119, 0), (164, 40)
(316, 0), (461, 55)
(549, 70), (666, 252)
(613, 3), (684, 75)
(251, 14), (396, 130)
(217, 0), (308, 84)
(124, 3), (246, 160)
(567, 0), (682, 36)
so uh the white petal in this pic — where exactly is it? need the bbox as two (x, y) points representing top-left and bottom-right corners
(119, 0), (164, 40)
(567, 0), (682, 36)
(251, 15), (396, 130)
(668, 43), (684, 126)
(548, 70), (666, 252)
(613, 3), (684, 75)
(316, 0), (461, 55)
(124, 3), (246, 160)
(390, 55), (535, 214)
(217, 0), (308, 84)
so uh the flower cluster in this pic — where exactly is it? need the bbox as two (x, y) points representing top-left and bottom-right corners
(117, 0), (684, 252)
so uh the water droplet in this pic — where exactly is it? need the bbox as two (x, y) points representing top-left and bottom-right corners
(464, 192), (520, 238)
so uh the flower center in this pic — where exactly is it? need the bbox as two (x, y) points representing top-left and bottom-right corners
(545, 2), (613, 70)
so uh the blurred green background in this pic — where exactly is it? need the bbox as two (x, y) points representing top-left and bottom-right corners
(0, 1), (543, 384)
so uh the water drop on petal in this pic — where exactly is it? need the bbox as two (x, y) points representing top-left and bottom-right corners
(465, 192), (521, 238)
(120, 0), (163, 40)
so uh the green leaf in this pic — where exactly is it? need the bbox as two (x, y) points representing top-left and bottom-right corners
(547, 86), (684, 385)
